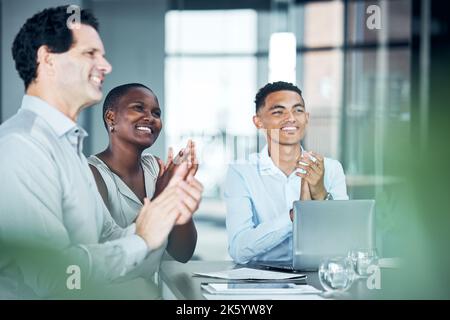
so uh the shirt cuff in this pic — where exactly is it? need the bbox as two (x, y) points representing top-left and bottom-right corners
(118, 234), (149, 276)
(124, 223), (137, 236)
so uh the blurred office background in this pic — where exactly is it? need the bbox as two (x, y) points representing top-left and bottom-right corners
(1, 1), (450, 295)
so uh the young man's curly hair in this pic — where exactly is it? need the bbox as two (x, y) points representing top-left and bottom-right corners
(12, 5), (98, 89)
(254, 81), (303, 113)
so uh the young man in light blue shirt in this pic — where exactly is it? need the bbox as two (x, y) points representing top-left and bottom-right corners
(224, 81), (348, 264)
(0, 6), (202, 299)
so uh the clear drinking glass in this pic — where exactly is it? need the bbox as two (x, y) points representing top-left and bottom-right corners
(348, 248), (379, 277)
(318, 257), (355, 292)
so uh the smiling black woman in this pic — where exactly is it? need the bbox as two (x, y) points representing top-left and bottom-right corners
(88, 83), (200, 281)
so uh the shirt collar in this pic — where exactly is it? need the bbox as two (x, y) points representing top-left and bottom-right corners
(258, 143), (305, 176)
(258, 145), (276, 172)
(20, 95), (87, 138)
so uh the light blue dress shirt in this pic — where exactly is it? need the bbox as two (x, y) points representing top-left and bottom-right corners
(224, 145), (349, 264)
(0, 95), (149, 298)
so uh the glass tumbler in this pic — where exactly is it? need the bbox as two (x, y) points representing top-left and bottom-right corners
(318, 257), (355, 292)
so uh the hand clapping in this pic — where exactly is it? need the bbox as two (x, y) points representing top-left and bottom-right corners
(295, 151), (327, 200)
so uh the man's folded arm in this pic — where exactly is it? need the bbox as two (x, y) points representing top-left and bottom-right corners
(224, 166), (291, 264)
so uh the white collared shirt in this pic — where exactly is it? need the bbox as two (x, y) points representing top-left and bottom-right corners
(224, 145), (348, 264)
(0, 95), (148, 298)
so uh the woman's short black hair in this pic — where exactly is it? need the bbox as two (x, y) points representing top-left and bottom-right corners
(12, 5), (98, 89)
(102, 83), (156, 129)
(254, 81), (303, 113)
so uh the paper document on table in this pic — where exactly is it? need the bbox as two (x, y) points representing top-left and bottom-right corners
(203, 293), (327, 300)
(192, 268), (306, 280)
(201, 283), (320, 295)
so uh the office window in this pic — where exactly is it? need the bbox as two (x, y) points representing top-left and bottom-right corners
(302, 49), (343, 158)
(303, 0), (343, 48)
(347, 0), (411, 44)
(344, 48), (411, 186)
(292, 1), (345, 160)
(165, 10), (257, 198)
(165, 9), (258, 260)
(166, 10), (256, 54)
(292, 0), (411, 199)
(342, 1), (411, 200)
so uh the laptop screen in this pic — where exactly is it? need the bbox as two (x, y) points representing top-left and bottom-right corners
(292, 200), (375, 271)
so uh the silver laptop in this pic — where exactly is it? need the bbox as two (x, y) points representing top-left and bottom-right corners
(292, 200), (376, 271)
(254, 200), (375, 272)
